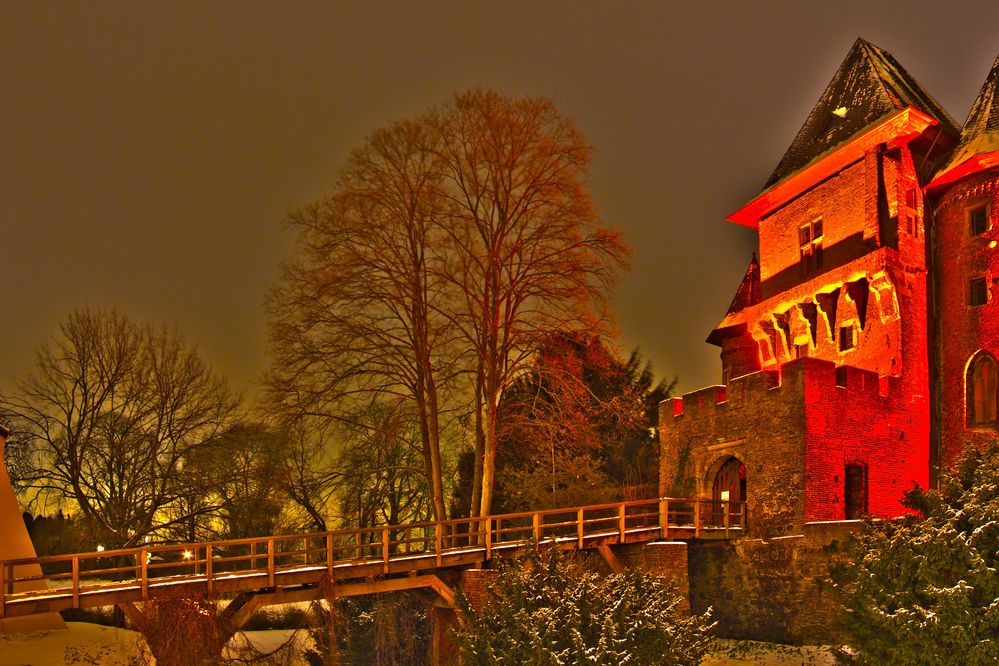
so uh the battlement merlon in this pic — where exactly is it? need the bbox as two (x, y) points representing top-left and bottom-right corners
(661, 357), (902, 420)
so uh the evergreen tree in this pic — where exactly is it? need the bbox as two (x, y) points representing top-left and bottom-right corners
(454, 544), (712, 665)
(832, 442), (999, 665)
(492, 332), (674, 512)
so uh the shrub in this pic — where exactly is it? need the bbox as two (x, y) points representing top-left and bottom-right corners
(453, 544), (713, 665)
(832, 442), (999, 665)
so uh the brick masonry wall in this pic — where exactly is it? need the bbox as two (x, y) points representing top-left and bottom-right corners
(660, 365), (805, 538)
(687, 521), (858, 644)
(931, 167), (999, 471)
(660, 357), (928, 535)
(458, 568), (499, 613)
(615, 541), (691, 613)
(758, 159), (872, 282)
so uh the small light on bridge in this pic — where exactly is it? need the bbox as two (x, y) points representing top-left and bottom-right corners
(182, 550), (193, 560)
(96, 545), (105, 553)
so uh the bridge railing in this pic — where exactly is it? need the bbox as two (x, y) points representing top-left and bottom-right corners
(0, 497), (745, 617)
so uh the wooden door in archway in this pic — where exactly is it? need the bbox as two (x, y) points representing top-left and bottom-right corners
(711, 456), (746, 526)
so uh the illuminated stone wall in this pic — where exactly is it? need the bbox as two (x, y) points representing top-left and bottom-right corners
(660, 357), (927, 537)
(931, 166), (999, 472)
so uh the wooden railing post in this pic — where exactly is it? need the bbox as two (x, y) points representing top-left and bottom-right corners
(1, 562), (7, 618)
(355, 532), (363, 560)
(267, 538), (275, 587)
(250, 541), (257, 570)
(382, 527), (390, 574)
(532, 513), (541, 542)
(577, 508), (584, 549)
(485, 518), (493, 560)
(435, 523), (442, 567)
(72, 556), (80, 609)
(140, 550), (148, 601)
(205, 544), (214, 596)
(326, 533), (334, 577)
(694, 500), (702, 539)
(618, 503), (626, 543)
(659, 498), (668, 537)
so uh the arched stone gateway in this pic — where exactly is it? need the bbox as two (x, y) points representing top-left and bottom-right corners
(705, 455), (746, 528)
(711, 456), (746, 504)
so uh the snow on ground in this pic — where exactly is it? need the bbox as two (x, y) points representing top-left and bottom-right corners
(0, 622), (149, 665)
(0, 622), (841, 665)
(703, 639), (841, 665)
(0, 622), (315, 666)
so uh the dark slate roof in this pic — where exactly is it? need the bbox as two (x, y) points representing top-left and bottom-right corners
(724, 254), (761, 316)
(706, 255), (761, 346)
(764, 38), (959, 188)
(954, 53), (999, 157)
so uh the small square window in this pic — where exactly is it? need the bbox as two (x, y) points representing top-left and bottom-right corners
(839, 325), (856, 351)
(799, 226), (811, 245)
(970, 277), (988, 307)
(970, 205), (989, 236)
(812, 219), (823, 239)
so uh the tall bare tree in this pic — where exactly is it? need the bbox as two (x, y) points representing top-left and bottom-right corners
(0, 309), (240, 548)
(431, 90), (629, 518)
(267, 89), (628, 523)
(267, 119), (457, 523)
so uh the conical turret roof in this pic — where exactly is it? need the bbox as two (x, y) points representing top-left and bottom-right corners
(933, 53), (999, 183)
(765, 38), (958, 189)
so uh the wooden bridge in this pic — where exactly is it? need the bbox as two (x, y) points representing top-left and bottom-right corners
(1, 496), (745, 633)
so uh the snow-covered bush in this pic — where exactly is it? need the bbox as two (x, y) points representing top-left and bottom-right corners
(832, 442), (999, 665)
(454, 544), (713, 665)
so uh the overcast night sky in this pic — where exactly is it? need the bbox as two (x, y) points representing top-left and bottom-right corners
(1, 1), (997, 400)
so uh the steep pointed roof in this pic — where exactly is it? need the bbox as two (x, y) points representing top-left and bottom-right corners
(707, 255), (761, 346)
(930, 53), (999, 187)
(724, 254), (761, 316)
(765, 38), (959, 188)
(960, 53), (999, 144)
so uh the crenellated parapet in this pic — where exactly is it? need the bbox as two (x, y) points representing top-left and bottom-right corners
(660, 357), (928, 537)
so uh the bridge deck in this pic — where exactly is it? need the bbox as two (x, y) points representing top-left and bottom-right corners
(0, 497), (745, 620)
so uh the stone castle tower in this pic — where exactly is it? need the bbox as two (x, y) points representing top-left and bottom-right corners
(660, 39), (999, 538)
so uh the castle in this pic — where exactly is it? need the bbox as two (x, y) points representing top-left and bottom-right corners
(661, 39), (999, 539)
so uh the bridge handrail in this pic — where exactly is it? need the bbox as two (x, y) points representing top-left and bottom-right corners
(0, 497), (746, 618)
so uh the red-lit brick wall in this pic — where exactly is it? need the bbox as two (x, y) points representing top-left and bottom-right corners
(666, 141), (932, 534)
(757, 158), (873, 282)
(931, 166), (999, 471)
(803, 360), (928, 521)
(660, 357), (927, 535)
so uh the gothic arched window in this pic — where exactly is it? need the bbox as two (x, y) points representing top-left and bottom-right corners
(967, 352), (998, 428)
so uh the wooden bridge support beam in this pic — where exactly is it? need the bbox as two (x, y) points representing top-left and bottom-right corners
(597, 544), (623, 573)
(115, 601), (147, 628)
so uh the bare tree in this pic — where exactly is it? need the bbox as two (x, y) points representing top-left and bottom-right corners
(267, 89), (628, 524)
(267, 118), (457, 524)
(0, 309), (240, 548)
(431, 90), (629, 518)
(278, 416), (342, 533)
